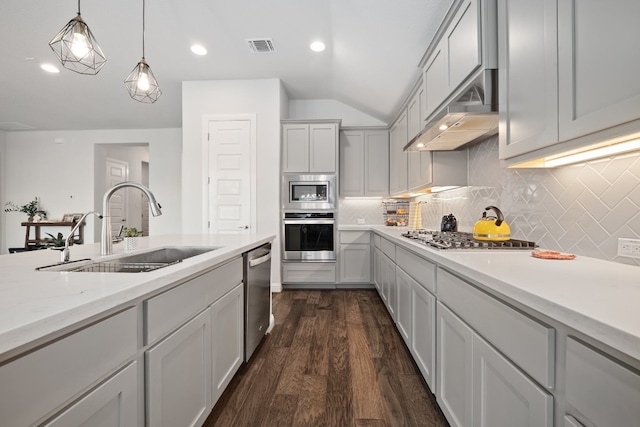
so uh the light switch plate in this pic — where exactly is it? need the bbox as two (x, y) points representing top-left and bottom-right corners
(617, 238), (640, 258)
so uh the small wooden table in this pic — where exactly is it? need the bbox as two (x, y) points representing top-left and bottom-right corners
(21, 221), (85, 248)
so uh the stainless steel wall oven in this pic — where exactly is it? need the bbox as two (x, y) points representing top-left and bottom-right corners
(282, 212), (336, 261)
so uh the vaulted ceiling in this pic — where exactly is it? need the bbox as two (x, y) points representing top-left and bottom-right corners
(0, 0), (453, 131)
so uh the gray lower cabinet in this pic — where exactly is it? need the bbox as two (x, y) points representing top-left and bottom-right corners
(565, 337), (640, 427)
(437, 301), (553, 427)
(44, 362), (138, 427)
(437, 301), (474, 427)
(395, 268), (413, 345)
(373, 247), (382, 292)
(338, 231), (372, 284)
(211, 283), (244, 404)
(282, 262), (336, 286)
(0, 307), (138, 427)
(373, 240), (436, 393)
(472, 334), (553, 427)
(379, 249), (397, 320)
(145, 257), (244, 426)
(410, 278), (436, 392)
(146, 309), (212, 427)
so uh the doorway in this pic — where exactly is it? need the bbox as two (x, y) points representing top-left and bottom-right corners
(207, 116), (256, 233)
(94, 143), (150, 242)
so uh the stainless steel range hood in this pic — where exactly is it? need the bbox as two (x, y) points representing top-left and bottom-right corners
(405, 69), (498, 152)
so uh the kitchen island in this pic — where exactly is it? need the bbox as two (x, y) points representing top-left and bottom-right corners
(340, 225), (640, 427)
(0, 233), (274, 426)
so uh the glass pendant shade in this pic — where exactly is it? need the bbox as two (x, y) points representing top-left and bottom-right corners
(49, 13), (107, 75)
(124, 59), (162, 103)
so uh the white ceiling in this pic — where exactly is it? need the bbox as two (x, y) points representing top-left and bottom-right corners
(0, 0), (453, 131)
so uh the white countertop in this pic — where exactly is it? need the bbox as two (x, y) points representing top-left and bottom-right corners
(341, 225), (640, 362)
(0, 233), (274, 362)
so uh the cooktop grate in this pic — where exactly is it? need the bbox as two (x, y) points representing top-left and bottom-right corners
(401, 230), (537, 250)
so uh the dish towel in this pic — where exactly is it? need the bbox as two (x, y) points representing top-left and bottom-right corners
(408, 202), (422, 229)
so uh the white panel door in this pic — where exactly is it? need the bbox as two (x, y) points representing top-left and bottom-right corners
(208, 120), (251, 232)
(105, 158), (128, 237)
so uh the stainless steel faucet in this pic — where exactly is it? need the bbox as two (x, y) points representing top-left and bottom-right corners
(61, 211), (102, 262)
(101, 182), (162, 256)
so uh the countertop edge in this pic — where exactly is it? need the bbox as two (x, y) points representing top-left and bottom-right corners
(342, 225), (640, 362)
(0, 234), (275, 362)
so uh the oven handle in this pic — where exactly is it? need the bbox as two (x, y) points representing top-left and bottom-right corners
(283, 219), (335, 225)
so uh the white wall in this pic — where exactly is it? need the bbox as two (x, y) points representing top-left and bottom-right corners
(288, 99), (386, 127)
(3, 129), (181, 251)
(182, 79), (286, 286)
(0, 130), (6, 253)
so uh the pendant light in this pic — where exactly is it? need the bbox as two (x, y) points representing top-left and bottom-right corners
(48, 0), (107, 75)
(124, 0), (162, 103)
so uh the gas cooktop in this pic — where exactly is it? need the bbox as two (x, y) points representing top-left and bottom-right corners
(401, 230), (537, 250)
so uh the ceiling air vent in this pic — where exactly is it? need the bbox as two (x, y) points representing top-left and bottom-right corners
(246, 38), (276, 54)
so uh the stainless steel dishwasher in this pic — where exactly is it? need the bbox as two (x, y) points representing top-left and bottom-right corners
(243, 243), (272, 361)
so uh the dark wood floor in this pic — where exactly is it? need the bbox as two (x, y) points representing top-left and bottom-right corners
(204, 289), (449, 427)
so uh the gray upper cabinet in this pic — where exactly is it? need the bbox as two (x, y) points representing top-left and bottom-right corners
(339, 128), (389, 197)
(557, 0), (640, 142)
(282, 123), (310, 173)
(500, 0), (640, 163)
(498, 0), (558, 160)
(423, 0), (498, 122)
(424, 45), (448, 120)
(282, 121), (339, 173)
(407, 84), (425, 141)
(389, 111), (409, 196)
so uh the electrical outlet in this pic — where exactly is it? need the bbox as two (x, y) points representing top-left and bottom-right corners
(617, 238), (640, 258)
(357, 218), (365, 225)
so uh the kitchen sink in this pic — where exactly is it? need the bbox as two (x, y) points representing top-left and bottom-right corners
(37, 246), (221, 273)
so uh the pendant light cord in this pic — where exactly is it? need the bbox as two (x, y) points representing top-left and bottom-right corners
(142, 0), (146, 59)
(77, 0), (81, 14)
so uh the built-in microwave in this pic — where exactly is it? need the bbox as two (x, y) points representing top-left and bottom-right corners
(282, 174), (336, 211)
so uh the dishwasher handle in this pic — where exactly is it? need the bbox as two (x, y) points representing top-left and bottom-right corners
(249, 251), (271, 268)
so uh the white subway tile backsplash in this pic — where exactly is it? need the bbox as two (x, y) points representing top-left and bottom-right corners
(417, 136), (640, 265)
(338, 135), (640, 265)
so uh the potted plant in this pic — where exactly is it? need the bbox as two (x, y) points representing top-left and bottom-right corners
(45, 232), (66, 249)
(123, 227), (142, 252)
(4, 197), (47, 222)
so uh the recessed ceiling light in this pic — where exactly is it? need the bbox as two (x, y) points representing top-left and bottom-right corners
(40, 63), (60, 73)
(310, 41), (326, 52)
(190, 44), (207, 56)
(439, 124), (448, 131)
